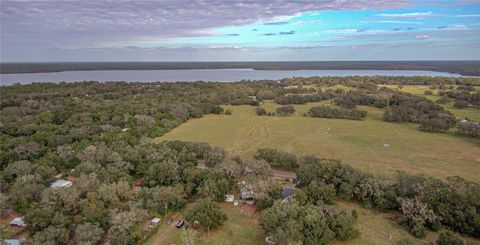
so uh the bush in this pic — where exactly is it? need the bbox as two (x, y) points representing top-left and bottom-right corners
(437, 96), (450, 104)
(410, 220), (428, 238)
(308, 106), (367, 120)
(224, 109), (233, 115)
(255, 107), (267, 116)
(397, 238), (413, 245)
(276, 106), (295, 116)
(437, 230), (464, 245)
(457, 120), (480, 138)
(454, 100), (469, 109)
(424, 90), (433, 95)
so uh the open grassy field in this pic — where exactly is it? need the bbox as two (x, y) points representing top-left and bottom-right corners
(157, 99), (480, 183)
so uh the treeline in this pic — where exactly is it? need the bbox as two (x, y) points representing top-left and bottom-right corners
(254, 148), (480, 240)
(438, 90), (480, 108)
(307, 106), (367, 120)
(331, 88), (457, 132)
(274, 90), (341, 105)
(295, 156), (480, 238)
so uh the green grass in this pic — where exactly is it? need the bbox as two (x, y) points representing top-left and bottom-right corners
(157, 100), (480, 183)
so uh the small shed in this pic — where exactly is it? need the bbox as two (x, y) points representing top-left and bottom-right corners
(50, 179), (73, 189)
(9, 217), (25, 227)
(383, 144), (390, 148)
(4, 240), (21, 245)
(224, 195), (234, 203)
(151, 217), (161, 226)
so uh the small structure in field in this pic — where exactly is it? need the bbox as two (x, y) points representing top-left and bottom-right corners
(151, 217), (161, 226)
(50, 179), (73, 189)
(383, 143), (390, 148)
(9, 217), (25, 227)
(224, 194), (235, 203)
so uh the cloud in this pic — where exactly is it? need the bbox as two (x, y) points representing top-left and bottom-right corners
(376, 11), (443, 18)
(263, 21), (290, 25)
(279, 31), (295, 35)
(416, 34), (430, 39)
(376, 20), (423, 24)
(453, 14), (480, 17)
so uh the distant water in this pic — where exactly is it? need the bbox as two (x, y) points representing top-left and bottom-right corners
(0, 69), (469, 85)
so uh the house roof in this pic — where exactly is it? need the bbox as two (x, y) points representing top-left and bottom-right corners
(9, 217), (25, 226)
(272, 170), (297, 179)
(50, 179), (72, 189)
(282, 187), (294, 199)
(152, 217), (161, 223)
(4, 240), (21, 245)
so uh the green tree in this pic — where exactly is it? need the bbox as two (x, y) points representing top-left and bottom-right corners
(185, 198), (227, 231)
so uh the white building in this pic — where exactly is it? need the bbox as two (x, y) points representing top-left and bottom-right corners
(50, 179), (73, 189)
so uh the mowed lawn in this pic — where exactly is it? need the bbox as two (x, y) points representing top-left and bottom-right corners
(157, 100), (480, 183)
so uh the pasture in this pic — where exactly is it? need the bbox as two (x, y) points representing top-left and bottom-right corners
(157, 99), (480, 183)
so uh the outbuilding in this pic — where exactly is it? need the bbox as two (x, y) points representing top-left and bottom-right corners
(151, 217), (161, 226)
(4, 240), (21, 245)
(50, 179), (73, 189)
(9, 217), (25, 227)
(224, 195), (235, 203)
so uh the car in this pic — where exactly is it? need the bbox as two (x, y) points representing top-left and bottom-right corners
(167, 218), (173, 225)
(176, 219), (185, 228)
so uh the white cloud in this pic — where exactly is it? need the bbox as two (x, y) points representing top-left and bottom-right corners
(377, 11), (443, 18)
(415, 34), (430, 39)
(376, 20), (423, 24)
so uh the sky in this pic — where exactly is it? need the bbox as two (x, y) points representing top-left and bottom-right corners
(1, 0), (479, 62)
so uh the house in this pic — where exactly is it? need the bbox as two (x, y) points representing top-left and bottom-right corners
(151, 217), (161, 226)
(4, 240), (21, 245)
(224, 194), (235, 203)
(50, 179), (73, 189)
(238, 181), (255, 204)
(9, 217), (25, 227)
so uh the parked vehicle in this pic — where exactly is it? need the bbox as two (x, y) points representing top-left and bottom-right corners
(176, 219), (185, 228)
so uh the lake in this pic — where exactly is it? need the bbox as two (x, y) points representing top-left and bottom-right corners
(0, 69), (470, 85)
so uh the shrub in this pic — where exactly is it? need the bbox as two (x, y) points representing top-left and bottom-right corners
(276, 106), (295, 116)
(255, 107), (267, 116)
(224, 109), (233, 115)
(424, 90), (433, 95)
(437, 230), (464, 245)
(454, 100), (469, 108)
(308, 106), (367, 120)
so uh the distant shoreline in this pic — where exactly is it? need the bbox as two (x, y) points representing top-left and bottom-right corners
(2, 61), (480, 76)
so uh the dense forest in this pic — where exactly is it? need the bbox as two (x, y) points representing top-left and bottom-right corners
(1, 76), (479, 244)
(2, 61), (480, 76)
